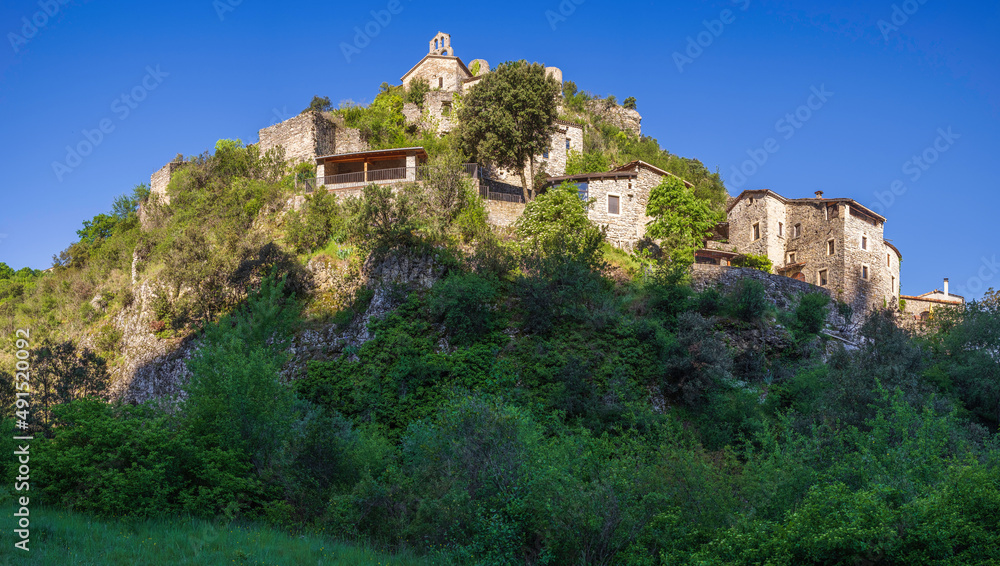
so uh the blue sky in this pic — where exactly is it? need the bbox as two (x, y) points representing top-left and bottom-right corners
(1, 0), (997, 299)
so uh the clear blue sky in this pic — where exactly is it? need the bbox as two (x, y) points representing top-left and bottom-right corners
(1, 0), (997, 299)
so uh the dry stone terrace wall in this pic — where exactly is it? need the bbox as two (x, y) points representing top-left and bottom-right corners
(485, 200), (525, 227)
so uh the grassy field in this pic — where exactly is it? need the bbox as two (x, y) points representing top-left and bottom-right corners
(1, 505), (433, 566)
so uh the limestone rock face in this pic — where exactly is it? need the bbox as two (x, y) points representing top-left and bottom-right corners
(108, 250), (445, 401)
(585, 99), (642, 137)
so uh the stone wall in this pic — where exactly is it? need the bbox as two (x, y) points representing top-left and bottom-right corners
(258, 111), (338, 164)
(334, 126), (367, 154)
(485, 199), (525, 227)
(403, 102), (422, 125)
(585, 99), (642, 137)
(692, 264), (832, 312)
(150, 160), (185, 205)
(422, 90), (458, 133)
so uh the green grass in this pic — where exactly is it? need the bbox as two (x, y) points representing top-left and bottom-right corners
(1, 505), (433, 566)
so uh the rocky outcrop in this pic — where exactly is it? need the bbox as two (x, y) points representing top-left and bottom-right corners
(585, 99), (642, 137)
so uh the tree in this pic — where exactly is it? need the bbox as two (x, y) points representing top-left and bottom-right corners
(457, 60), (561, 201)
(305, 95), (332, 113)
(645, 176), (720, 265)
(515, 181), (603, 265)
(623, 97), (637, 110)
(405, 77), (431, 108)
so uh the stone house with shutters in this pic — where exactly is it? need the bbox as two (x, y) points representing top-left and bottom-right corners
(544, 161), (693, 250)
(718, 189), (903, 313)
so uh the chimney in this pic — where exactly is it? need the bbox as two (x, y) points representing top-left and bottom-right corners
(944, 278), (949, 297)
(815, 191), (824, 199)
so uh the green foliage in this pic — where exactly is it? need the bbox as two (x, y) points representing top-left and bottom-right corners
(623, 96), (637, 110)
(429, 273), (501, 346)
(183, 276), (299, 473)
(304, 95), (332, 113)
(338, 93), (407, 149)
(457, 60), (561, 198)
(346, 183), (417, 253)
(33, 399), (264, 518)
(514, 181), (604, 266)
(732, 253), (773, 273)
(645, 176), (720, 265)
(793, 292), (830, 336)
(283, 189), (347, 254)
(564, 150), (610, 175)
(405, 77), (430, 107)
(727, 279), (769, 322)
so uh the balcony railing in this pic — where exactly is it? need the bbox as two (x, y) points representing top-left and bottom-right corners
(296, 162), (532, 204)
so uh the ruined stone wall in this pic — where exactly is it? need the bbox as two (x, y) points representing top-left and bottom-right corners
(334, 126), (367, 154)
(258, 111), (338, 164)
(585, 99), (642, 137)
(422, 90), (457, 134)
(403, 56), (468, 92)
(485, 199), (525, 227)
(403, 102), (422, 125)
(150, 161), (185, 205)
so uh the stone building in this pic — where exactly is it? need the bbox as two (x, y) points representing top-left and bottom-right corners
(901, 278), (965, 325)
(149, 159), (185, 205)
(401, 32), (474, 93)
(721, 189), (902, 313)
(544, 161), (692, 249)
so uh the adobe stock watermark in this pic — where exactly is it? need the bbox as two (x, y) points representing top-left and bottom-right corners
(867, 127), (959, 215)
(954, 255), (999, 298)
(877, 0), (930, 41)
(728, 85), (834, 189)
(214, 0), (244, 21)
(340, 0), (410, 64)
(51, 65), (169, 182)
(7, 0), (75, 54)
(546, 0), (585, 31)
(673, 0), (751, 73)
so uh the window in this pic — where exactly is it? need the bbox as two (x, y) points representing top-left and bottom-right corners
(891, 275), (896, 294)
(827, 239), (836, 255)
(576, 182), (589, 201)
(753, 223), (761, 241)
(543, 149), (549, 159)
(566, 138), (571, 150)
(826, 204), (839, 220)
(778, 222), (784, 237)
(438, 77), (444, 88)
(861, 265), (869, 280)
(788, 252), (796, 264)
(818, 270), (828, 286)
(793, 224), (801, 238)
(441, 102), (452, 116)
(887, 254), (891, 267)
(608, 195), (620, 215)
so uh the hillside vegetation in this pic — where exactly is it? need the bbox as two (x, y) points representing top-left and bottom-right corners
(2, 66), (1000, 564)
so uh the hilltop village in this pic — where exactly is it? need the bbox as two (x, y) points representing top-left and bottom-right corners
(149, 32), (961, 325)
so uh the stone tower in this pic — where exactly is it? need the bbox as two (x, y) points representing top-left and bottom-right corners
(429, 32), (453, 56)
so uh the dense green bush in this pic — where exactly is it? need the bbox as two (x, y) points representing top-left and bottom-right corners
(793, 292), (830, 336)
(727, 279), (769, 322)
(429, 273), (501, 346)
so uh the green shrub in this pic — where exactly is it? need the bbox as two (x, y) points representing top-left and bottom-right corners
(429, 273), (500, 346)
(732, 253), (773, 273)
(793, 292), (830, 336)
(727, 279), (768, 322)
